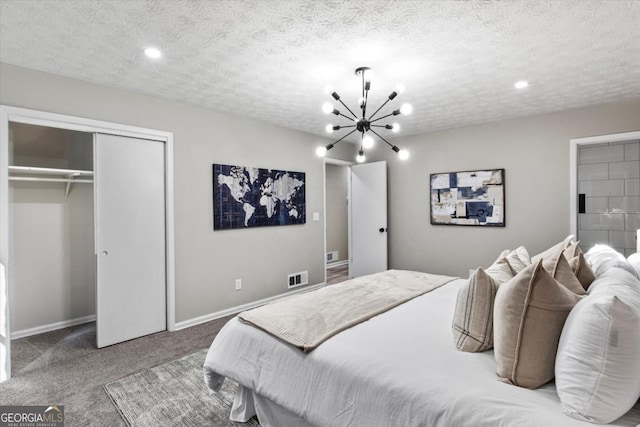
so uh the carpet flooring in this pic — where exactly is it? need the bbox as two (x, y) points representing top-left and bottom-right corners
(104, 349), (258, 427)
(0, 316), (233, 426)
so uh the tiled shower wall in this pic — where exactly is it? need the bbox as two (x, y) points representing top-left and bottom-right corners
(578, 140), (640, 256)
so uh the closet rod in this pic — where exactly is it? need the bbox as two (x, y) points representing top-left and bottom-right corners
(8, 165), (93, 177)
(9, 177), (93, 184)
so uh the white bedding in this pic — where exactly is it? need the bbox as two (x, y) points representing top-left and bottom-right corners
(204, 278), (640, 427)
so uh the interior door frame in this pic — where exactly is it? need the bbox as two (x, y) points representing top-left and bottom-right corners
(323, 157), (354, 283)
(0, 105), (176, 382)
(569, 130), (640, 239)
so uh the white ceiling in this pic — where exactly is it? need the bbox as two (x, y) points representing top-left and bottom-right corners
(1, 0), (639, 142)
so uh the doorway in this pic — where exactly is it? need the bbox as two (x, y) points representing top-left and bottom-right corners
(570, 131), (640, 255)
(324, 160), (350, 284)
(0, 105), (175, 382)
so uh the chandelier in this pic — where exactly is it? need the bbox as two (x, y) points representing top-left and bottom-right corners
(316, 66), (411, 163)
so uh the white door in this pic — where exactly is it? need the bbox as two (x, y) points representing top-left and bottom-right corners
(95, 134), (166, 348)
(349, 161), (388, 278)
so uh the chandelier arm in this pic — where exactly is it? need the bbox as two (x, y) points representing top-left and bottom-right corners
(369, 124), (391, 128)
(329, 128), (358, 147)
(368, 98), (391, 121)
(363, 89), (369, 119)
(368, 128), (396, 149)
(337, 98), (358, 119)
(369, 113), (394, 123)
(338, 112), (355, 121)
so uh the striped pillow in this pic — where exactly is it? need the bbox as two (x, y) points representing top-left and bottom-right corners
(452, 268), (499, 352)
(505, 246), (531, 273)
(486, 254), (516, 283)
(452, 252), (516, 352)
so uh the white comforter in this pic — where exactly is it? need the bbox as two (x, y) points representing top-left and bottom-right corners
(204, 278), (640, 427)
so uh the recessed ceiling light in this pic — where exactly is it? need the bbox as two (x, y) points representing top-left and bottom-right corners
(144, 47), (162, 59)
(514, 80), (529, 89)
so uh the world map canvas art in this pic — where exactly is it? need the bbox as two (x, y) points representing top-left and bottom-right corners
(430, 169), (505, 227)
(213, 163), (306, 230)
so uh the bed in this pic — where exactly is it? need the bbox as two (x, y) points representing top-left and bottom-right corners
(203, 270), (640, 427)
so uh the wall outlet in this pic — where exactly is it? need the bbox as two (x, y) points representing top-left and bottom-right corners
(235, 279), (242, 291)
(287, 270), (308, 289)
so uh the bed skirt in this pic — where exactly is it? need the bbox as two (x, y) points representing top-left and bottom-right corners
(231, 383), (314, 427)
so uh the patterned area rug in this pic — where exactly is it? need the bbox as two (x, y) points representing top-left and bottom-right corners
(104, 349), (259, 426)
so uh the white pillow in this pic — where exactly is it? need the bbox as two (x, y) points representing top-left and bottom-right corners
(584, 244), (638, 279)
(627, 253), (640, 278)
(588, 266), (640, 297)
(555, 267), (640, 424)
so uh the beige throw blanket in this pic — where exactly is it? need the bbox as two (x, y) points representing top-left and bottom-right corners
(239, 269), (457, 352)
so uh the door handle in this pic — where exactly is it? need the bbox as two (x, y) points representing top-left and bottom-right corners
(101, 251), (109, 257)
(379, 227), (387, 233)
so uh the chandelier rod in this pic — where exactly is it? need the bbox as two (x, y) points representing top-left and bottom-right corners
(367, 127), (396, 150)
(337, 111), (355, 121)
(327, 128), (358, 148)
(369, 112), (395, 123)
(337, 98), (358, 119)
(361, 72), (369, 119)
(368, 98), (391, 121)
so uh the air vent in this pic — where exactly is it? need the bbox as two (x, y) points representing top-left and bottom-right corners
(287, 270), (309, 289)
(327, 251), (339, 262)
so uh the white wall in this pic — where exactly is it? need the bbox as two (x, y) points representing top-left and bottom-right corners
(9, 181), (95, 332)
(325, 163), (349, 263)
(368, 99), (640, 277)
(0, 63), (356, 325)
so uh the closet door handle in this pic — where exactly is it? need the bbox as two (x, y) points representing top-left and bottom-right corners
(101, 251), (109, 257)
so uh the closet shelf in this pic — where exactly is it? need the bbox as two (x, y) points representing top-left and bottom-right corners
(9, 166), (94, 198)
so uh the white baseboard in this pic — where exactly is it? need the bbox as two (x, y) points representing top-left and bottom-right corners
(11, 283), (327, 338)
(11, 314), (96, 340)
(327, 260), (349, 268)
(174, 282), (326, 331)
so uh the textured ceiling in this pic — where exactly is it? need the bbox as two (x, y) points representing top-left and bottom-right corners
(1, 0), (639, 142)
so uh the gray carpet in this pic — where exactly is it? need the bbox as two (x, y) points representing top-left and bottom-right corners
(1, 316), (234, 426)
(104, 349), (259, 427)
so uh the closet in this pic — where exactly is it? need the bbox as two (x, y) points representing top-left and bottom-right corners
(9, 123), (96, 339)
(8, 122), (167, 349)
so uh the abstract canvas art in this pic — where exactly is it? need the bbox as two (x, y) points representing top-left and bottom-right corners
(430, 169), (505, 226)
(213, 163), (305, 230)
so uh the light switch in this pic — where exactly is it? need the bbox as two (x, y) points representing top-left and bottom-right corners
(313, 212), (320, 221)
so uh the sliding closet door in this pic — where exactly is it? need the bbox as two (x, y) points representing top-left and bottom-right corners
(95, 134), (166, 348)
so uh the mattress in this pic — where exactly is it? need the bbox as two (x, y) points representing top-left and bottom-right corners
(204, 278), (640, 427)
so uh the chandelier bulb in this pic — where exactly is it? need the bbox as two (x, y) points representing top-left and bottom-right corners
(398, 149), (410, 160)
(395, 84), (405, 94)
(325, 124), (334, 133)
(399, 103), (413, 115)
(392, 122), (400, 132)
(316, 146), (328, 157)
(322, 102), (334, 114)
(362, 134), (374, 149)
(356, 150), (366, 163)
